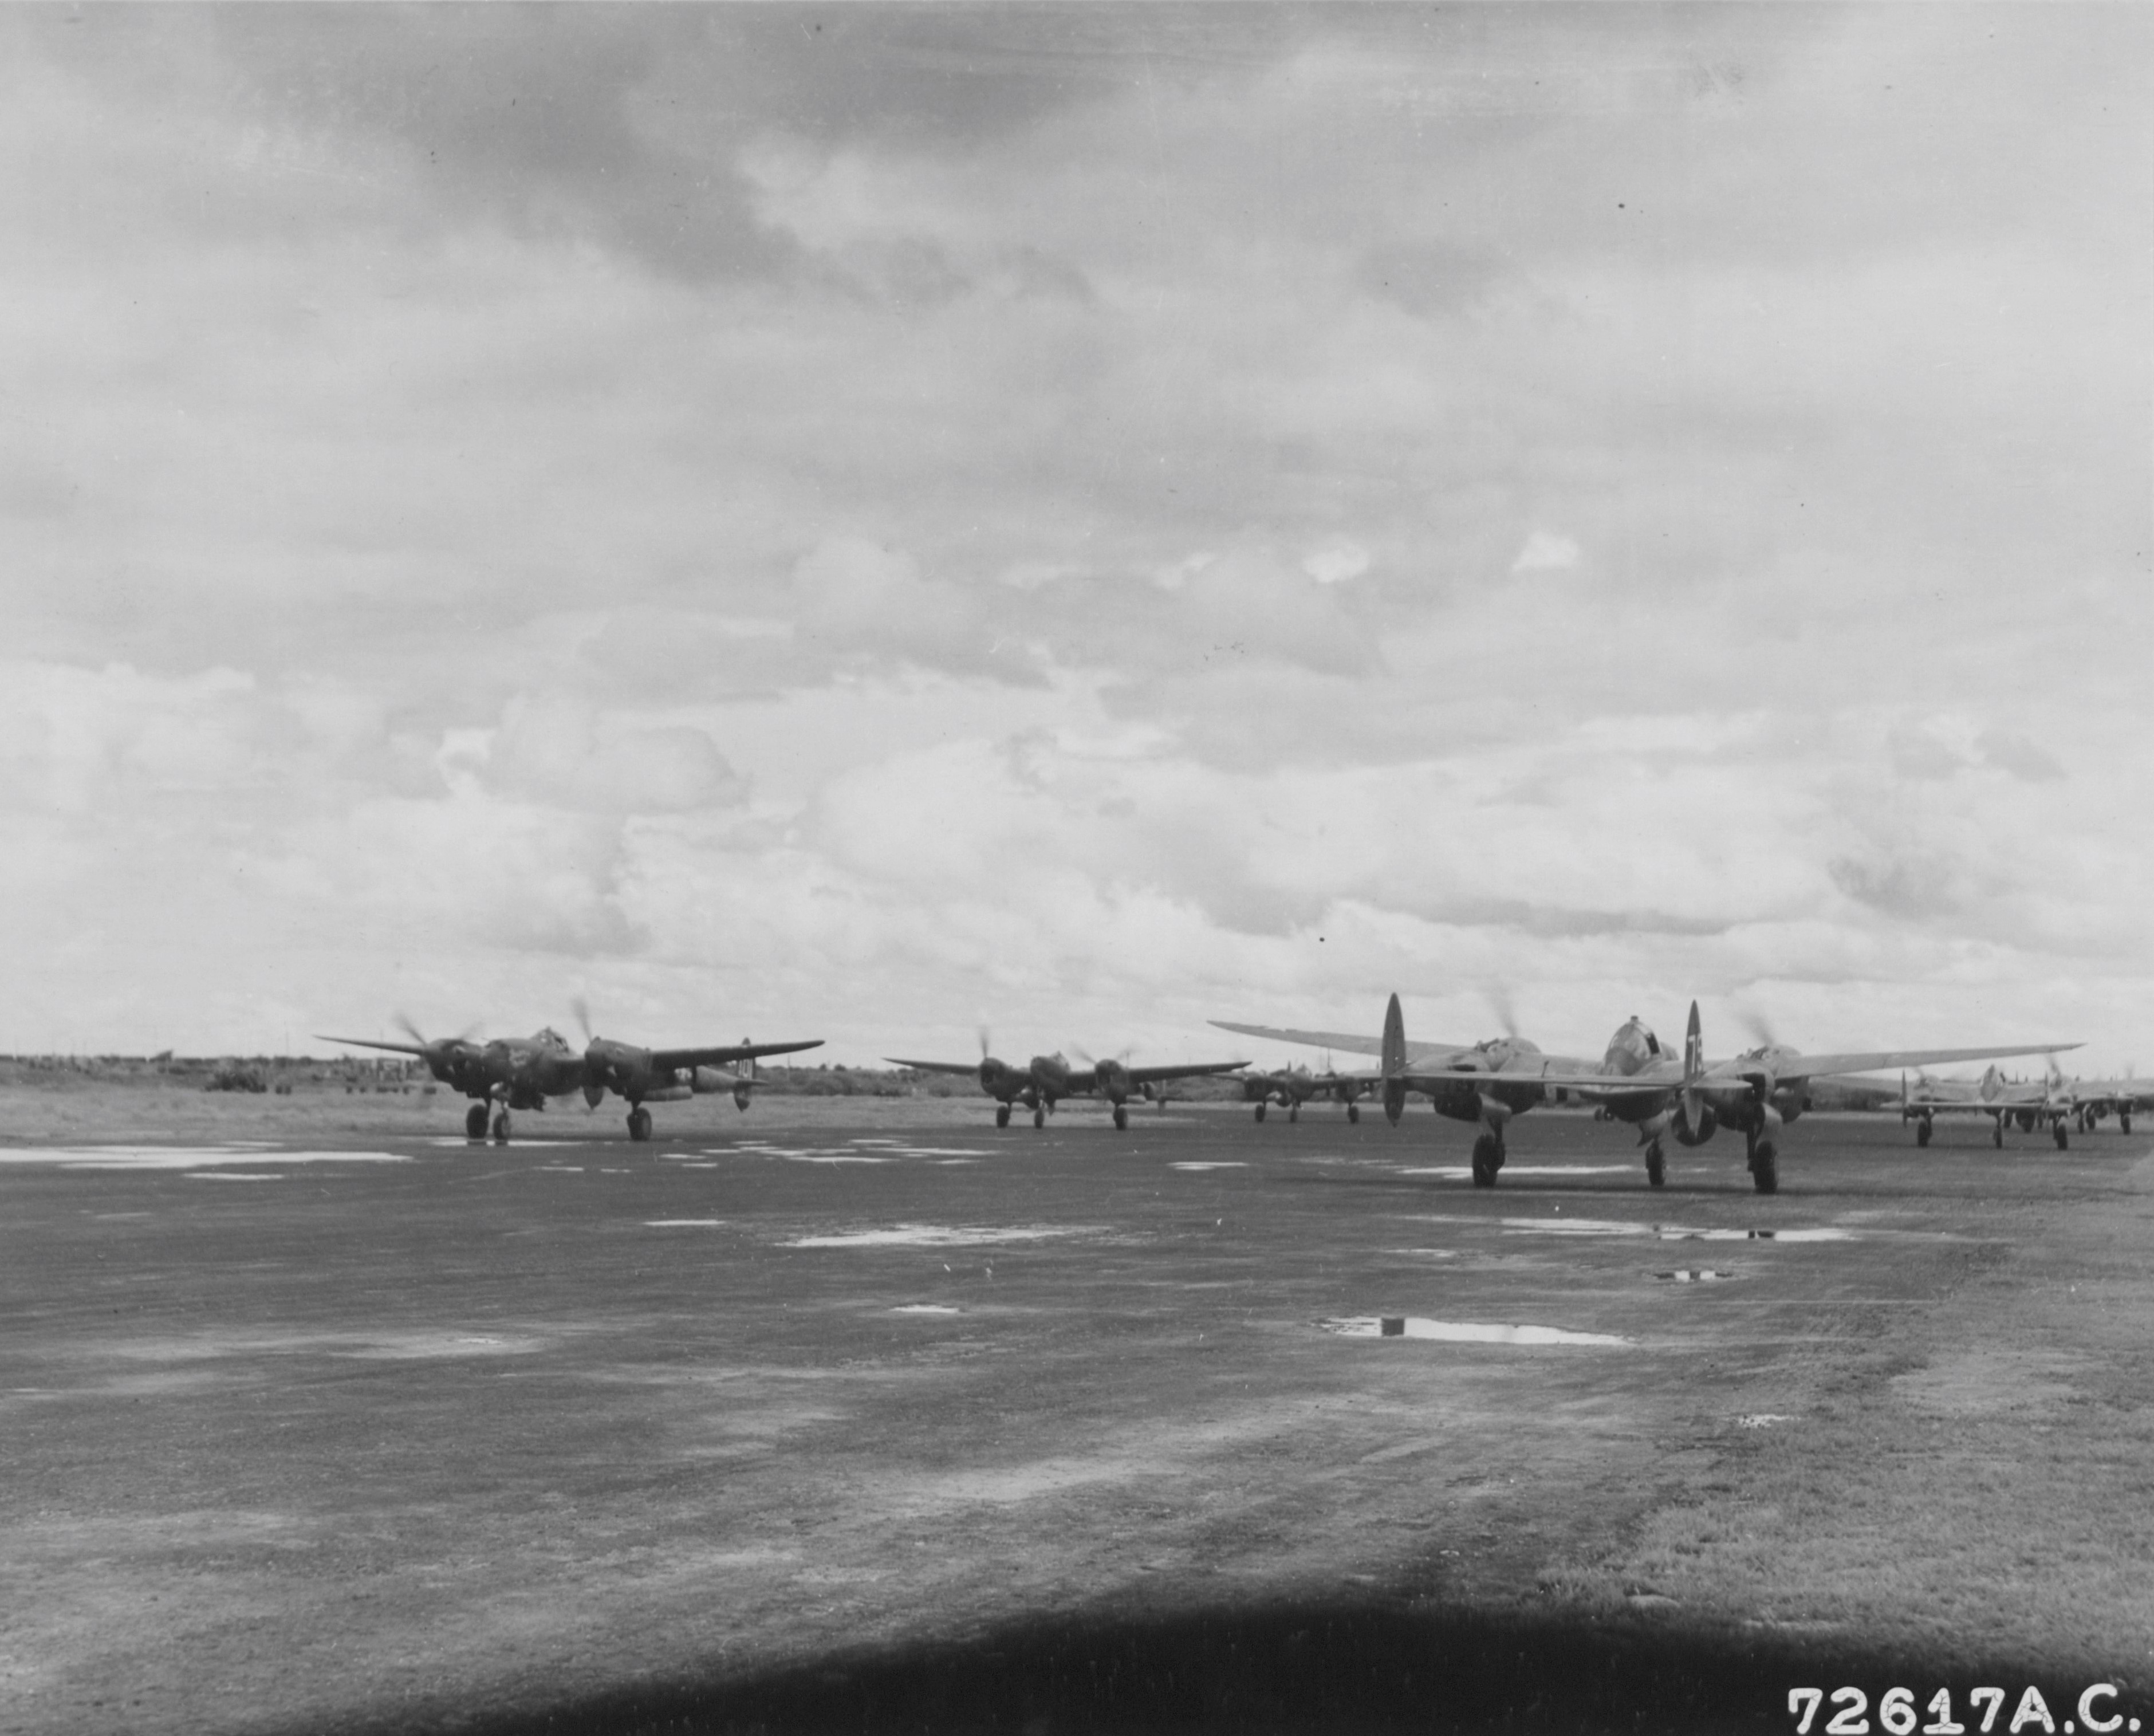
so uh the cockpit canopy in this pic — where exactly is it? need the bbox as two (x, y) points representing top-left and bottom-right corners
(1602, 1017), (1663, 1074)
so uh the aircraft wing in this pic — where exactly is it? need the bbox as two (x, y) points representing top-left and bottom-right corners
(885, 1057), (985, 1076)
(1124, 1060), (1250, 1085)
(1757, 1042), (2080, 1082)
(1208, 1020), (1479, 1065)
(2065, 1077), (2152, 1101)
(317, 1035), (432, 1057)
(1439, 1059), (1684, 1097)
(649, 1038), (823, 1071)
(1910, 1086), (2050, 1111)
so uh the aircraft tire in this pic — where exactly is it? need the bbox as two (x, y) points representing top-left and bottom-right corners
(1645, 1143), (1665, 1188)
(1033, 1107), (1045, 1129)
(1470, 1133), (1498, 1187)
(1992, 1119), (2004, 1149)
(1288, 1103), (1299, 1124)
(1346, 1104), (1360, 1124)
(995, 1104), (1011, 1129)
(1750, 1144), (1778, 1194)
(628, 1107), (652, 1142)
(2054, 1122), (2069, 1151)
(466, 1103), (489, 1141)
(1254, 1102), (1266, 1123)
(491, 1107), (511, 1144)
(1916, 1119), (1932, 1148)
(1113, 1105), (1128, 1131)
(2123, 1113), (2133, 1135)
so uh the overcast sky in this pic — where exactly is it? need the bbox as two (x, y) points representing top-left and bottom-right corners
(2, 5), (2149, 1070)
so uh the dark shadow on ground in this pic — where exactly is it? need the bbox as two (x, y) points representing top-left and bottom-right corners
(323, 1594), (2092, 1736)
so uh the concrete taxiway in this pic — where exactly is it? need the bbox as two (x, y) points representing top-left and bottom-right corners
(3, 1100), (2152, 1734)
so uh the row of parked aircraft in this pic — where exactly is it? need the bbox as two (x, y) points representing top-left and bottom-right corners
(325, 995), (2130, 1196)
(1900, 1060), (2145, 1150)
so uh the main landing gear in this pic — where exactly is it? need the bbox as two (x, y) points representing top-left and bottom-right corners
(1992, 1117), (2005, 1149)
(1915, 1115), (1934, 1148)
(2123, 1112), (2134, 1135)
(1346, 1103), (1360, 1124)
(491, 1105), (513, 1144)
(1645, 1140), (1665, 1188)
(995, 1104), (1013, 1129)
(1470, 1132), (1506, 1188)
(1745, 1129), (1778, 1195)
(1113, 1105), (1129, 1131)
(626, 1106), (653, 1142)
(1254, 1101), (1267, 1123)
(466, 1103), (490, 1141)
(1033, 1105), (1046, 1129)
(2054, 1121), (2069, 1151)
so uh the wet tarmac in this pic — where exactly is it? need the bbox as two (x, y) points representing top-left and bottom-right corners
(3, 1101), (2152, 1734)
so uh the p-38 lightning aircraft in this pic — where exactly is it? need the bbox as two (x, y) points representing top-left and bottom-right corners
(321, 1014), (822, 1143)
(886, 1041), (1248, 1129)
(1900, 1062), (2072, 1150)
(1241, 1061), (1372, 1123)
(1218, 997), (2077, 1193)
(1217, 995), (1598, 1176)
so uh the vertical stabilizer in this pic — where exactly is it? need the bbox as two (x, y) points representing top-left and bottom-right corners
(1381, 994), (1407, 1077)
(1680, 1000), (1706, 1136)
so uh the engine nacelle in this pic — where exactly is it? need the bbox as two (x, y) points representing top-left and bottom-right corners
(1671, 1100), (1718, 1147)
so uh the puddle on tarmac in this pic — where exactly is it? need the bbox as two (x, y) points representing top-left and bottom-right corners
(646, 1219), (726, 1227)
(0, 1145), (411, 1170)
(891, 1305), (962, 1315)
(1399, 1164), (1639, 1178)
(1656, 1269), (1733, 1282)
(1491, 1217), (1852, 1243)
(785, 1224), (1096, 1249)
(1170, 1162), (1246, 1171)
(1324, 1317), (1632, 1347)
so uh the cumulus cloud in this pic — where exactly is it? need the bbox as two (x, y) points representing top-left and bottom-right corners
(1, 9), (2150, 1065)
(485, 695), (747, 815)
(1511, 531), (1581, 574)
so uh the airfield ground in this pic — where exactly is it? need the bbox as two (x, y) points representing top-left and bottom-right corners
(2, 1089), (2151, 1736)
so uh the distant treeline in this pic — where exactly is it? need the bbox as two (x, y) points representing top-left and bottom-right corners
(0, 1054), (1908, 1109)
